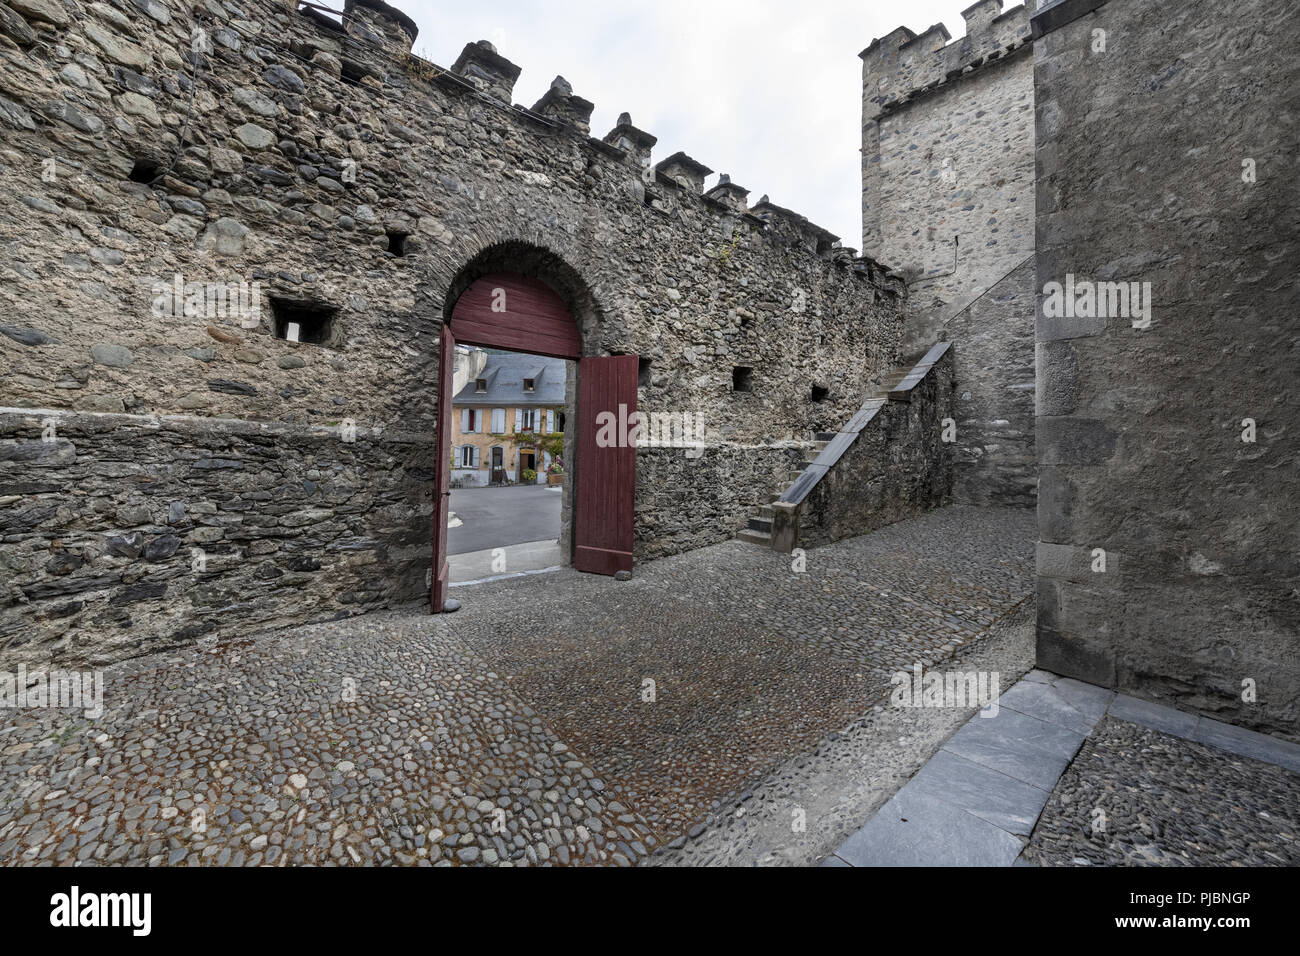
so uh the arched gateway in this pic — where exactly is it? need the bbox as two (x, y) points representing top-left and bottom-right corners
(430, 272), (639, 613)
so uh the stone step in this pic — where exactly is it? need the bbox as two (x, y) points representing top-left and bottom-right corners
(815, 432), (838, 443)
(876, 366), (915, 396)
(757, 504), (774, 519)
(737, 528), (772, 546)
(747, 516), (773, 534)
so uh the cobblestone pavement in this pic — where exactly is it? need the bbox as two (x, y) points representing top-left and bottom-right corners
(1022, 717), (1300, 867)
(649, 600), (1037, 866)
(0, 505), (1034, 866)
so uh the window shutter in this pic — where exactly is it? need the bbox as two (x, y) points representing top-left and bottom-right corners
(492, 409), (505, 434)
(516, 408), (524, 431)
(547, 410), (555, 434)
(461, 409), (470, 433)
(473, 446), (480, 468)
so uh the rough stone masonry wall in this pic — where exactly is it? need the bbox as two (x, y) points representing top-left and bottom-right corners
(0, 0), (904, 666)
(799, 350), (955, 549)
(1034, 0), (1300, 738)
(861, 0), (1037, 509)
(862, 0), (1034, 357)
(0, 409), (427, 667)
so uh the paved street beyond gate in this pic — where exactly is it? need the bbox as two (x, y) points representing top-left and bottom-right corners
(0, 506), (1035, 866)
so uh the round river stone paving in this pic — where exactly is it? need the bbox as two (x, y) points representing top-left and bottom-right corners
(0, 506), (1034, 864)
(1023, 717), (1300, 867)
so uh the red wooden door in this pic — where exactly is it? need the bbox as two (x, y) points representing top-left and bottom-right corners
(430, 323), (455, 612)
(574, 355), (639, 576)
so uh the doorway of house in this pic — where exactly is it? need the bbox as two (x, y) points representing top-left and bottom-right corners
(430, 268), (640, 613)
(518, 450), (536, 484)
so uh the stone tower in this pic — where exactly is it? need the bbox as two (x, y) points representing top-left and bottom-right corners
(860, 1), (1038, 507)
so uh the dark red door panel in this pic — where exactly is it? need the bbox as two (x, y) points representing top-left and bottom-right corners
(430, 323), (455, 612)
(574, 355), (638, 576)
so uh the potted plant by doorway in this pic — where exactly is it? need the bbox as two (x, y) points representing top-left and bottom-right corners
(509, 418), (565, 487)
(547, 460), (565, 486)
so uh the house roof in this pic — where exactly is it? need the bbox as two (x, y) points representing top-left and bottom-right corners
(454, 352), (568, 406)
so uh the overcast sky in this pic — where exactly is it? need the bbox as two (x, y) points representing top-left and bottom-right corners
(392, 0), (972, 248)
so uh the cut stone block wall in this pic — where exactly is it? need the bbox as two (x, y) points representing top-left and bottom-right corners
(1033, 0), (1300, 738)
(948, 257), (1036, 507)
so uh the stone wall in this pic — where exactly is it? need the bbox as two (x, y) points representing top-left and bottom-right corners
(637, 443), (810, 560)
(1033, 0), (1300, 738)
(798, 350), (955, 549)
(0, 409), (430, 668)
(0, 0), (905, 664)
(948, 257), (1036, 506)
(771, 345), (956, 552)
(0, 6), (902, 440)
(861, 0), (1035, 359)
(861, 0), (1037, 510)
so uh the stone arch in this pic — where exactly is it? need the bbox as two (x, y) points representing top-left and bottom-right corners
(440, 239), (606, 354)
(428, 238), (619, 595)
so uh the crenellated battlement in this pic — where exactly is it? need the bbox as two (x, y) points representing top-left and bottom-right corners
(342, 0), (418, 54)
(859, 0), (1037, 265)
(449, 40), (521, 104)
(530, 76), (596, 134)
(860, 0), (1032, 120)
(279, 2), (865, 271)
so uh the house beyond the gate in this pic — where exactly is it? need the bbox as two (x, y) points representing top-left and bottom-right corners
(451, 352), (567, 487)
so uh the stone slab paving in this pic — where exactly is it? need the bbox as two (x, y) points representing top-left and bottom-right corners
(827, 667), (1300, 867)
(0, 505), (1034, 866)
(828, 670), (1107, 867)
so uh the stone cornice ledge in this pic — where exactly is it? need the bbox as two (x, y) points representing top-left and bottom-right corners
(1031, 0), (1113, 40)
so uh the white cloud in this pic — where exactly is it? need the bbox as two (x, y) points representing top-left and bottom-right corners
(394, 0), (971, 248)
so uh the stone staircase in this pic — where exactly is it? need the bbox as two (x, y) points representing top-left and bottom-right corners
(737, 361), (927, 548)
(737, 433), (836, 547)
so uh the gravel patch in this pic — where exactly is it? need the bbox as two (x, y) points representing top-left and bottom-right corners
(1022, 717), (1300, 867)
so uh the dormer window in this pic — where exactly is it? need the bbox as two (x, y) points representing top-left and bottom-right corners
(475, 379), (487, 394)
(523, 378), (536, 392)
